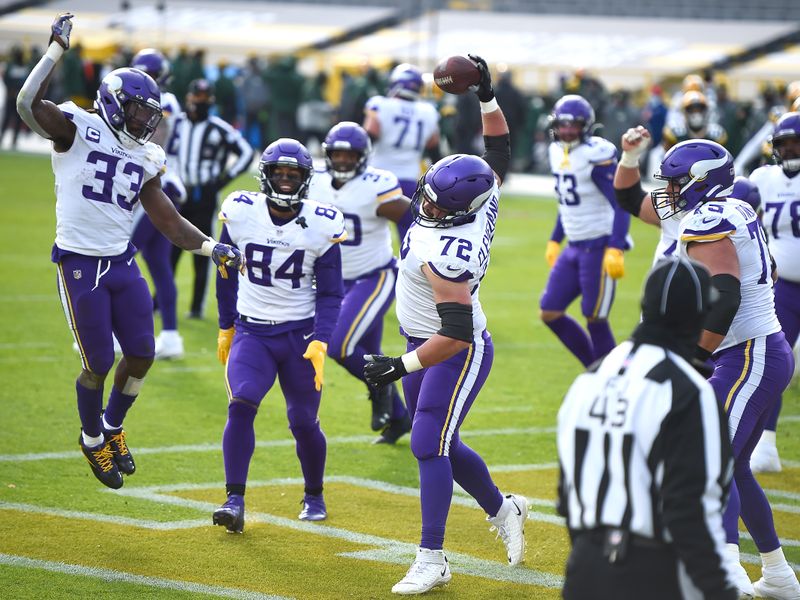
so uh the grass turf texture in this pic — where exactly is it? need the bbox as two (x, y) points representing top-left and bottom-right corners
(0, 152), (797, 598)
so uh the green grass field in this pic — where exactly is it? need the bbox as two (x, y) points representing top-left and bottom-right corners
(0, 152), (797, 599)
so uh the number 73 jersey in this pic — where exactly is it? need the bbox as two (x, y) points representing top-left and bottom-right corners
(219, 191), (346, 323)
(679, 199), (781, 350)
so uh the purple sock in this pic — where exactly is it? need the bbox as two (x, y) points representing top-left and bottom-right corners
(723, 480), (741, 545)
(390, 383), (408, 420)
(587, 320), (616, 360)
(764, 397), (781, 432)
(104, 386), (136, 429)
(290, 422), (327, 494)
(419, 456), (453, 550)
(450, 439), (503, 516)
(76, 380), (103, 437)
(736, 465), (781, 552)
(223, 402), (257, 486)
(335, 350), (368, 382)
(545, 315), (594, 367)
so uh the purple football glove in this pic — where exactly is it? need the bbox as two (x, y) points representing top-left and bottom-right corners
(50, 13), (74, 50)
(212, 243), (245, 279)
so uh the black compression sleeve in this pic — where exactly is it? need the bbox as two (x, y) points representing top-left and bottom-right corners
(705, 274), (741, 336)
(482, 134), (510, 183)
(614, 179), (647, 217)
(436, 302), (473, 343)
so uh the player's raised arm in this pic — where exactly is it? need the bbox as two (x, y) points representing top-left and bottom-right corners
(613, 126), (661, 225)
(468, 55), (510, 186)
(16, 13), (77, 149)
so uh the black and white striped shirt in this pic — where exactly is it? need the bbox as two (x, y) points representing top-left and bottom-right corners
(176, 115), (254, 187)
(557, 340), (734, 597)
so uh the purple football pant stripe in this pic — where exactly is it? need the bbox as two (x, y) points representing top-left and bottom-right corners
(711, 332), (794, 551)
(132, 213), (178, 331)
(764, 277), (800, 431)
(56, 255), (154, 375)
(224, 326), (326, 491)
(402, 331), (501, 549)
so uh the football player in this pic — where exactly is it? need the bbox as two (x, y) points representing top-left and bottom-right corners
(615, 134), (800, 599)
(748, 112), (800, 474)
(308, 121), (412, 443)
(662, 91), (728, 151)
(212, 139), (345, 533)
(15, 14), (243, 489)
(363, 55), (527, 595)
(129, 48), (186, 359)
(363, 63), (441, 241)
(540, 94), (630, 367)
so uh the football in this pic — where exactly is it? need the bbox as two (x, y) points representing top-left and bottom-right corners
(433, 55), (481, 95)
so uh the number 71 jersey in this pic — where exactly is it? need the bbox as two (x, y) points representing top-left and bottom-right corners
(53, 102), (166, 257)
(679, 199), (780, 350)
(219, 191), (346, 323)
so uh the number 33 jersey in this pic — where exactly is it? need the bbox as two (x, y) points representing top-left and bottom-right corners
(53, 102), (166, 257)
(679, 199), (781, 350)
(395, 186), (500, 339)
(307, 166), (402, 280)
(219, 191), (346, 323)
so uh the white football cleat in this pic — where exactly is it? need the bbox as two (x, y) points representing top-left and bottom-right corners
(154, 330), (184, 360)
(487, 494), (528, 566)
(753, 564), (800, 600)
(750, 433), (782, 474)
(391, 548), (451, 595)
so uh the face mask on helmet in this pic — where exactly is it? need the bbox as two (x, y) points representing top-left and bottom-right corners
(322, 121), (371, 182)
(95, 68), (162, 147)
(772, 114), (800, 174)
(550, 95), (594, 149)
(325, 149), (363, 182)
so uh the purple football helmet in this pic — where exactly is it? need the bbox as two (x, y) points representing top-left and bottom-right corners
(131, 48), (171, 87)
(551, 94), (595, 147)
(95, 67), (162, 146)
(771, 112), (800, 174)
(322, 121), (371, 182)
(652, 139), (734, 220)
(412, 154), (495, 228)
(388, 63), (424, 100)
(259, 138), (314, 211)
(731, 176), (761, 213)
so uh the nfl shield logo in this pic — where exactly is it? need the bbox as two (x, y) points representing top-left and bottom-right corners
(73, 269), (82, 280)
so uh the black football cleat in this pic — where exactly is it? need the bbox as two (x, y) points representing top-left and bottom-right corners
(79, 433), (123, 489)
(369, 385), (393, 431)
(213, 494), (245, 533)
(104, 427), (136, 475)
(373, 415), (412, 445)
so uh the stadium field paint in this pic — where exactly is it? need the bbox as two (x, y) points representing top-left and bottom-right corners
(0, 553), (293, 600)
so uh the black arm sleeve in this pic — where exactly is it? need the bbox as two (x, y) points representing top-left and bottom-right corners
(661, 371), (736, 600)
(436, 302), (473, 343)
(482, 134), (510, 183)
(614, 179), (647, 217)
(705, 274), (741, 336)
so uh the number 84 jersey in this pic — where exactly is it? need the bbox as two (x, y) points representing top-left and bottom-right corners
(53, 102), (166, 257)
(679, 199), (781, 350)
(219, 191), (346, 323)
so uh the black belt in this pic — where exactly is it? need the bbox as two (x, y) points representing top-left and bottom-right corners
(239, 314), (280, 325)
(582, 527), (665, 550)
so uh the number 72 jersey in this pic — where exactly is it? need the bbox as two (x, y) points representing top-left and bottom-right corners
(679, 199), (781, 350)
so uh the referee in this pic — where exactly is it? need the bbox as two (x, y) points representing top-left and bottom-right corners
(557, 257), (737, 600)
(172, 79), (254, 318)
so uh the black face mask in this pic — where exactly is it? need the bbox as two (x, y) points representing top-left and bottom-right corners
(189, 102), (211, 121)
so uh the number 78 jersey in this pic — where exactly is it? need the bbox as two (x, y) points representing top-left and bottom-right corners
(219, 191), (346, 323)
(679, 199), (780, 350)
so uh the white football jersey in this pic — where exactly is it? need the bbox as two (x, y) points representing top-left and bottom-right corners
(396, 186), (499, 339)
(307, 166), (402, 280)
(365, 95), (439, 181)
(654, 215), (681, 263)
(548, 137), (618, 242)
(219, 192), (346, 323)
(679, 199), (781, 350)
(160, 90), (185, 199)
(53, 102), (165, 257)
(750, 165), (800, 282)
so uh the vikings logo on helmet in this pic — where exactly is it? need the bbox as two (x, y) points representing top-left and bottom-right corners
(131, 48), (171, 87)
(95, 67), (162, 147)
(388, 63), (424, 100)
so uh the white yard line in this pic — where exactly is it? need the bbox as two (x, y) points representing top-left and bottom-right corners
(0, 553), (293, 600)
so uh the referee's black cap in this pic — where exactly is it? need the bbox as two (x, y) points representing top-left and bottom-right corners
(641, 257), (714, 333)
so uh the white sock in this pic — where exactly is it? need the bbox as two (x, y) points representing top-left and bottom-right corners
(102, 414), (120, 432)
(726, 543), (740, 561)
(82, 432), (104, 447)
(759, 430), (777, 447)
(761, 547), (788, 570)
(491, 495), (512, 520)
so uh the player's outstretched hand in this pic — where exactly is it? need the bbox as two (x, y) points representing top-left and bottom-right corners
(363, 354), (407, 388)
(467, 54), (494, 102)
(303, 340), (328, 392)
(50, 13), (74, 50)
(217, 328), (234, 365)
(212, 243), (245, 279)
